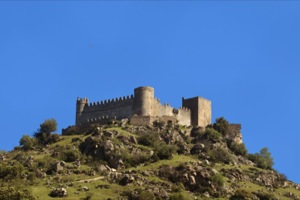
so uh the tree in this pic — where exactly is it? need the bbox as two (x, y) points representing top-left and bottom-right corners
(248, 147), (274, 170)
(258, 147), (274, 169)
(229, 142), (248, 156)
(213, 117), (230, 136)
(39, 118), (57, 133)
(19, 135), (35, 150)
(34, 119), (59, 145)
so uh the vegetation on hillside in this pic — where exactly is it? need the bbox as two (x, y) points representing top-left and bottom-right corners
(0, 117), (297, 200)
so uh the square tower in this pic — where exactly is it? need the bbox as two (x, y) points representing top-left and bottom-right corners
(182, 97), (211, 127)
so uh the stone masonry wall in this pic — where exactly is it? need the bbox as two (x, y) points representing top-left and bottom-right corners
(182, 97), (211, 127)
(151, 98), (191, 126)
(176, 107), (191, 126)
(197, 97), (211, 127)
(77, 95), (134, 124)
(75, 86), (209, 127)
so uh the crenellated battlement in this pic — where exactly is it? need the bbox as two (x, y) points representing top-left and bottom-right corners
(75, 86), (211, 127)
(86, 95), (134, 108)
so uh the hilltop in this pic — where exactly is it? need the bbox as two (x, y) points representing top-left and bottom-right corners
(0, 118), (299, 200)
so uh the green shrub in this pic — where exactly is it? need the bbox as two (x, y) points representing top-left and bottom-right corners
(131, 152), (151, 166)
(202, 128), (221, 143)
(210, 173), (224, 188)
(39, 118), (57, 133)
(123, 189), (156, 200)
(153, 120), (166, 129)
(138, 132), (160, 147)
(172, 183), (185, 193)
(190, 127), (204, 137)
(48, 134), (60, 143)
(248, 147), (274, 170)
(169, 192), (187, 200)
(229, 142), (248, 156)
(83, 192), (94, 200)
(119, 149), (151, 167)
(208, 147), (232, 164)
(0, 162), (24, 181)
(61, 149), (81, 162)
(0, 187), (35, 200)
(34, 119), (59, 145)
(230, 189), (252, 200)
(191, 128), (221, 143)
(254, 191), (277, 200)
(19, 135), (36, 151)
(138, 190), (156, 200)
(36, 155), (57, 170)
(213, 117), (230, 136)
(154, 143), (178, 160)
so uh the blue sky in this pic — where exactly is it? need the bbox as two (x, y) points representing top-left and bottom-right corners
(1, 1), (300, 183)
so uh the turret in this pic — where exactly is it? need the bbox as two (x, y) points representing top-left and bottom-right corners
(76, 97), (88, 125)
(133, 86), (154, 116)
(182, 96), (211, 127)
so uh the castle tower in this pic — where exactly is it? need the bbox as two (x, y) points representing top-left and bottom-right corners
(76, 97), (88, 125)
(133, 86), (154, 116)
(182, 96), (211, 127)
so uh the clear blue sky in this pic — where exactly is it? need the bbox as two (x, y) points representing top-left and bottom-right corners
(1, 1), (300, 183)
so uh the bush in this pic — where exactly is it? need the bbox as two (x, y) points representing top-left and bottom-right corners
(190, 127), (203, 137)
(39, 118), (57, 133)
(138, 190), (156, 200)
(0, 187), (35, 200)
(48, 134), (60, 144)
(230, 189), (252, 200)
(0, 162), (24, 181)
(202, 128), (221, 143)
(119, 149), (151, 168)
(36, 155), (57, 170)
(210, 173), (224, 188)
(138, 132), (160, 147)
(34, 119), (59, 145)
(153, 120), (166, 129)
(229, 142), (248, 156)
(208, 147), (232, 164)
(248, 147), (274, 170)
(172, 183), (185, 193)
(213, 117), (230, 136)
(19, 135), (35, 151)
(191, 127), (221, 143)
(169, 192), (187, 200)
(254, 191), (277, 200)
(83, 192), (94, 200)
(154, 143), (178, 160)
(123, 189), (156, 200)
(61, 149), (81, 162)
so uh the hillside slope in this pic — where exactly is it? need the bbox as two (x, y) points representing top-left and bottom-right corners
(0, 118), (299, 200)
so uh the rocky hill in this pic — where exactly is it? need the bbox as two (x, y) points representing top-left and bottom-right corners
(0, 118), (299, 200)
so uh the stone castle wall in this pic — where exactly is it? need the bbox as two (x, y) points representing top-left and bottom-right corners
(197, 97), (212, 127)
(76, 95), (134, 125)
(76, 86), (210, 127)
(182, 97), (211, 127)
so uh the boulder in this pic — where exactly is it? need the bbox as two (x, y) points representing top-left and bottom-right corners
(50, 187), (68, 197)
(190, 143), (205, 155)
(121, 118), (129, 127)
(103, 130), (114, 138)
(129, 136), (138, 144)
(110, 158), (125, 170)
(52, 161), (65, 172)
(119, 174), (135, 186)
(103, 140), (114, 152)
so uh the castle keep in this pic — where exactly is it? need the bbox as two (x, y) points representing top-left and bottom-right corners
(76, 86), (211, 127)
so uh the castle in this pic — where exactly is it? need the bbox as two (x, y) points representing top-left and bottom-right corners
(76, 86), (212, 127)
